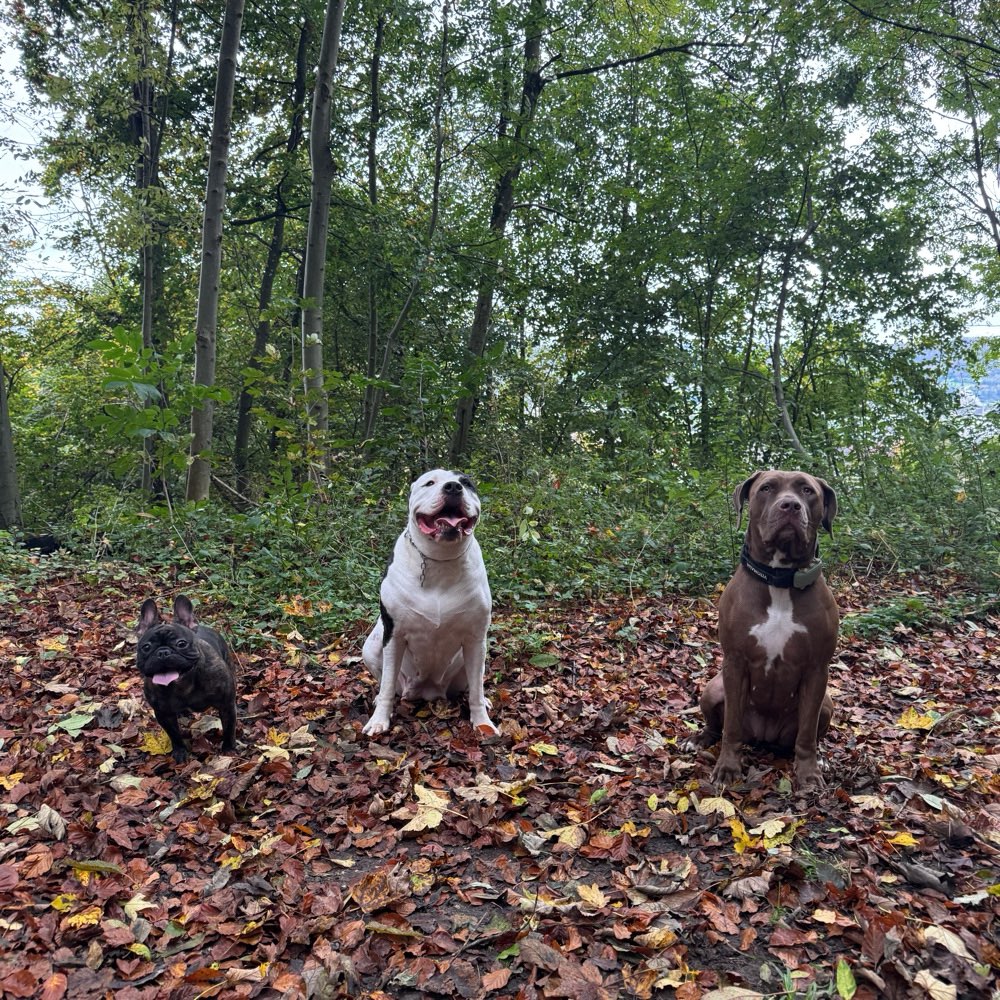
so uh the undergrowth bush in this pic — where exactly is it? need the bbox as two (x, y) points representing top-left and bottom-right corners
(3, 429), (997, 640)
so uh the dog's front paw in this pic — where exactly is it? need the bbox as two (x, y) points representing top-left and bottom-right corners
(362, 711), (392, 737)
(469, 709), (498, 734)
(794, 760), (825, 790)
(685, 728), (720, 753)
(711, 753), (742, 786)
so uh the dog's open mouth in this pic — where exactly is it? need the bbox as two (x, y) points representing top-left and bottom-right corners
(416, 508), (478, 537)
(151, 671), (181, 686)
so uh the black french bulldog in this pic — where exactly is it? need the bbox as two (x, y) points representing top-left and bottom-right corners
(136, 596), (238, 763)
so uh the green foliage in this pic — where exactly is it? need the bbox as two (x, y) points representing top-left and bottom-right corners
(3, 0), (1000, 618)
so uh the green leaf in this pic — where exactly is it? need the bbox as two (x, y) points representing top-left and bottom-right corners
(835, 958), (857, 999)
(528, 653), (559, 667)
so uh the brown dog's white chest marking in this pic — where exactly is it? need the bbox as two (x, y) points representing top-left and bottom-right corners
(749, 587), (806, 674)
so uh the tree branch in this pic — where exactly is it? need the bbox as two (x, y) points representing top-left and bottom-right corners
(550, 40), (735, 82)
(840, 0), (1000, 58)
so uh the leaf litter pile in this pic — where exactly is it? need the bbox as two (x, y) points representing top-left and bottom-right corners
(1, 567), (998, 999)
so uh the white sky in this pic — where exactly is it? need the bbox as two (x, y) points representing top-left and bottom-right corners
(1, 35), (89, 284)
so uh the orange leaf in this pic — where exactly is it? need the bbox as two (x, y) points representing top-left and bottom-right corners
(481, 968), (512, 992)
(39, 974), (68, 1000)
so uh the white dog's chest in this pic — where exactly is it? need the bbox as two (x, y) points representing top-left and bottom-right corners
(748, 588), (806, 674)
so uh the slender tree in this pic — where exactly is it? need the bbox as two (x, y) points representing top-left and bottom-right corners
(0, 355), (22, 531)
(186, 0), (246, 501)
(301, 0), (348, 480)
(233, 20), (310, 494)
(450, 0), (545, 464)
(362, 1), (449, 446)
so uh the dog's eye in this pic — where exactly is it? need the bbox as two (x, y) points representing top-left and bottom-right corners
(176, 639), (188, 648)
(759, 484), (771, 492)
(802, 485), (814, 494)
(141, 642), (151, 652)
(423, 480), (435, 488)
(459, 476), (472, 488)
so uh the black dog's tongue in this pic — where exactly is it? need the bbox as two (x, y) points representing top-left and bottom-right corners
(152, 671), (180, 686)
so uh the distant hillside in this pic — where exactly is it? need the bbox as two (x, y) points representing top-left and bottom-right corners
(949, 337), (1000, 413)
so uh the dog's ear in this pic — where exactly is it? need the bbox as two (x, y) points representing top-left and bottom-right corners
(816, 478), (837, 533)
(173, 595), (197, 629)
(138, 599), (161, 634)
(733, 471), (763, 526)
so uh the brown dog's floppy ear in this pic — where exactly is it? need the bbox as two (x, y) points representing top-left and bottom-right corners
(733, 471), (763, 527)
(817, 478), (837, 533)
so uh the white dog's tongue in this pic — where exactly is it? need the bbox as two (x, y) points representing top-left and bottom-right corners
(436, 515), (467, 528)
(152, 671), (180, 686)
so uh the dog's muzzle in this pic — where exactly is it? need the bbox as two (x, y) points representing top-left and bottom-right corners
(415, 484), (479, 538)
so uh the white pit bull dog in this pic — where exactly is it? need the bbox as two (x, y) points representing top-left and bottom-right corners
(361, 469), (496, 737)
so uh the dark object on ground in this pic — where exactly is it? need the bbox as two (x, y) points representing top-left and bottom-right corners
(21, 533), (61, 554)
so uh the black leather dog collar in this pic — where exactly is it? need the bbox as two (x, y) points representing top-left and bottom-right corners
(739, 543), (823, 590)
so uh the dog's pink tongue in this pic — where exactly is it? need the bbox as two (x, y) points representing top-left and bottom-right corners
(152, 671), (180, 686)
(436, 515), (468, 529)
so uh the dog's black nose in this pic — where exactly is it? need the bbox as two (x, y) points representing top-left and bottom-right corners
(778, 497), (801, 511)
(443, 481), (463, 495)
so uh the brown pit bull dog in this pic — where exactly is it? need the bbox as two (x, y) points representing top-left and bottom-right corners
(694, 470), (838, 789)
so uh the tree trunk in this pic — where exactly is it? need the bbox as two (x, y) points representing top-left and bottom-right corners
(771, 246), (810, 462)
(301, 0), (347, 480)
(130, 0), (172, 499)
(449, 0), (546, 465)
(0, 357), (22, 531)
(362, 1), (448, 446)
(360, 11), (385, 439)
(233, 20), (309, 495)
(186, 0), (245, 501)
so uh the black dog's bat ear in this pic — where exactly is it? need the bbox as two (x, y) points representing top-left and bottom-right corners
(173, 595), (197, 628)
(138, 599), (161, 634)
(733, 471), (763, 527)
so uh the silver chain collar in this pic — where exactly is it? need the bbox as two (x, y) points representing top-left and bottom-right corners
(404, 528), (467, 588)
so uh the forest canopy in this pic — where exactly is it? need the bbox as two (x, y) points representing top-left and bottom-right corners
(1, 0), (998, 609)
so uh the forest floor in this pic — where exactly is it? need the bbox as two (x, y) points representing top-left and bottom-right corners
(0, 562), (998, 1000)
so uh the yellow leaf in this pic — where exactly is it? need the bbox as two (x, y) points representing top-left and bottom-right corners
(813, 908), (839, 923)
(41, 635), (69, 651)
(849, 794), (886, 812)
(265, 727), (289, 747)
(123, 893), (157, 920)
(728, 818), (760, 854)
(647, 793), (659, 811)
(652, 967), (690, 989)
(0, 772), (24, 791)
(636, 925), (678, 949)
(886, 831), (919, 847)
(64, 905), (102, 928)
(576, 883), (607, 908)
(913, 970), (957, 1000)
(763, 818), (805, 848)
(897, 706), (936, 731)
(749, 818), (787, 838)
(140, 729), (173, 756)
(393, 784), (449, 833)
(696, 795), (736, 818)
(923, 925), (974, 960)
(50, 894), (78, 911)
(128, 943), (152, 960)
(530, 742), (558, 756)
